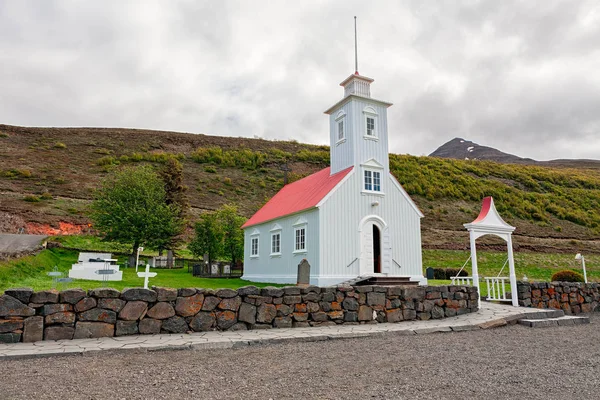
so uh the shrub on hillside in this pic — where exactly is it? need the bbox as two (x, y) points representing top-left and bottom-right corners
(23, 195), (40, 202)
(551, 270), (585, 283)
(432, 268), (468, 280)
(54, 142), (67, 149)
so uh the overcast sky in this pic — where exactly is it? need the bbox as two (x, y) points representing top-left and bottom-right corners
(1, 1), (599, 160)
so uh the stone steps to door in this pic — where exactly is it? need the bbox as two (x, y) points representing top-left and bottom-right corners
(354, 276), (419, 286)
(518, 315), (590, 328)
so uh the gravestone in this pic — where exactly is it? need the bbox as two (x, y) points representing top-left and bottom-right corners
(297, 259), (310, 286)
(426, 267), (434, 280)
(167, 250), (174, 269)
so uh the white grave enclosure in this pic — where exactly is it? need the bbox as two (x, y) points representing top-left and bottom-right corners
(68, 252), (123, 281)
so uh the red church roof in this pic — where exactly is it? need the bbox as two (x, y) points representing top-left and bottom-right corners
(242, 166), (353, 229)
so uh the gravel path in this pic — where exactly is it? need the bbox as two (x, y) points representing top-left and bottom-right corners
(1, 315), (598, 399)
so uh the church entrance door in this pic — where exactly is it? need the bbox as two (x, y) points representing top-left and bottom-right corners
(373, 225), (381, 273)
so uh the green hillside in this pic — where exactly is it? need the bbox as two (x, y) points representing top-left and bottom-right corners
(1, 124), (599, 253)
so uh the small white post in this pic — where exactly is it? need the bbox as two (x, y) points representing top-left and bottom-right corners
(507, 234), (519, 307)
(576, 253), (587, 283)
(135, 246), (144, 273)
(469, 231), (480, 309)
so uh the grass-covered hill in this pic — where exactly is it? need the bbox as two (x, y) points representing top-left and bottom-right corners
(1, 124), (599, 253)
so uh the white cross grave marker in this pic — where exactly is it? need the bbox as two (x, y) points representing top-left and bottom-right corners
(137, 264), (157, 289)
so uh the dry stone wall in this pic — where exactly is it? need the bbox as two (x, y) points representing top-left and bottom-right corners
(517, 281), (600, 314)
(0, 284), (478, 343)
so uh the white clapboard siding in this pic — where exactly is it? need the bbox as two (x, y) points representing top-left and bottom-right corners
(242, 209), (320, 285)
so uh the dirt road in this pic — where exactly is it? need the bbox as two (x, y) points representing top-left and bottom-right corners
(0, 315), (598, 399)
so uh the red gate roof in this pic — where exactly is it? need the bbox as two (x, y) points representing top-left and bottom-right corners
(242, 166), (353, 229)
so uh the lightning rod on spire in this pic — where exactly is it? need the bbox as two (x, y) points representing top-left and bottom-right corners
(354, 16), (358, 74)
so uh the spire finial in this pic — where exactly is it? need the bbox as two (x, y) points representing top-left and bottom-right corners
(354, 16), (358, 74)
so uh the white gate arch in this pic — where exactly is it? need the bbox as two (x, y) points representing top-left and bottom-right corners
(463, 197), (518, 307)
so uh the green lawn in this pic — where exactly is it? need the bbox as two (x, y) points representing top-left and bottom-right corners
(1, 240), (597, 293)
(422, 249), (598, 282)
(0, 248), (282, 292)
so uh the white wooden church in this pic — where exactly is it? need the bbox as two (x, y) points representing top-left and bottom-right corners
(241, 69), (425, 286)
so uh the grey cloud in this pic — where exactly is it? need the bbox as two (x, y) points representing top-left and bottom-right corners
(0, 1), (599, 160)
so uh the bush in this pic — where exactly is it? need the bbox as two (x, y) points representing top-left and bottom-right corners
(551, 270), (585, 282)
(40, 192), (53, 200)
(54, 142), (67, 149)
(432, 268), (468, 280)
(23, 195), (40, 202)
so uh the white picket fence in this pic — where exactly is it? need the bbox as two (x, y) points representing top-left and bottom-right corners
(485, 277), (511, 302)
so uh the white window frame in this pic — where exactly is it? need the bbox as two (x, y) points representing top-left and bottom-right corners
(269, 224), (282, 256)
(293, 225), (307, 253)
(250, 235), (259, 258)
(363, 106), (378, 141)
(335, 110), (346, 145)
(361, 160), (384, 195)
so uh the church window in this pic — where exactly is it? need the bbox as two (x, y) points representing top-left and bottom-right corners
(366, 117), (375, 136)
(364, 170), (381, 192)
(338, 120), (344, 141)
(271, 232), (281, 255)
(363, 106), (378, 139)
(294, 226), (306, 252)
(335, 110), (346, 144)
(250, 236), (259, 257)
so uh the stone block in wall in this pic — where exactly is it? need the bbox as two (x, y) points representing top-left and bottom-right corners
(426, 291), (441, 300)
(328, 311), (343, 320)
(153, 287), (178, 302)
(230, 322), (247, 331)
(30, 290), (59, 304)
(147, 302), (175, 320)
(238, 303), (257, 324)
(0, 295), (35, 317)
(175, 293), (204, 317)
(302, 292), (320, 302)
(293, 321), (310, 328)
(202, 296), (221, 311)
(215, 288), (237, 298)
(283, 295), (301, 305)
(0, 317), (24, 333)
(367, 292), (385, 307)
(256, 303), (276, 324)
(189, 312), (216, 331)
(59, 289), (86, 305)
(23, 316), (43, 343)
(216, 311), (237, 329)
(283, 286), (301, 296)
(276, 304), (291, 317)
(44, 326), (74, 340)
(292, 312), (308, 322)
(219, 296), (242, 311)
(121, 288), (157, 302)
(237, 286), (260, 296)
(273, 297), (283, 305)
(402, 287), (425, 301)
(0, 333), (21, 343)
(75, 297), (97, 312)
(431, 306), (444, 319)
(344, 311), (358, 322)
(4, 288), (33, 304)
(294, 303), (307, 313)
(274, 316), (292, 328)
(321, 292), (335, 302)
(417, 312), (431, 320)
(119, 301), (148, 321)
(79, 308), (117, 324)
(342, 297), (359, 311)
(45, 312), (75, 326)
(177, 288), (197, 297)
(261, 287), (284, 297)
(162, 316), (188, 333)
(88, 288), (120, 298)
(42, 303), (73, 315)
(98, 298), (126, 312)
(357, 305), (373, 321)
(116, 320), (139, 336)
(301, 285), (320, 294)
(306, 302), (319, 313)
(403, 309), (417, 320)
(139, 318), (162, 334)
(74, 322), (114, 339)
(445, 308), (457, 317)
(248, 296), (272, 306)
(311, 312), (328, 322)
